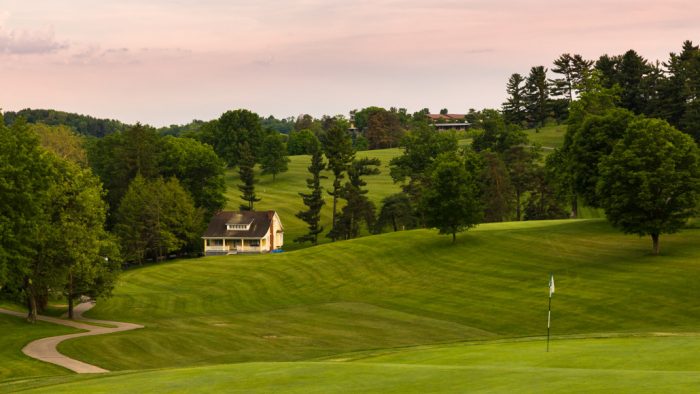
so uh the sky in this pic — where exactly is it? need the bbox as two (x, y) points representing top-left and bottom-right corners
(1, 0), (699, 126)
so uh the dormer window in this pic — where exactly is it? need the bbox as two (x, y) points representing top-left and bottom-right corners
(227, 223), (251, 231)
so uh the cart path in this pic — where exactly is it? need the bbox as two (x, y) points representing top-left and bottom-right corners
(0, 301), (143, 373)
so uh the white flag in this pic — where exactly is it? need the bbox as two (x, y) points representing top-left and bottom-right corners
(549, 274), (555, 297)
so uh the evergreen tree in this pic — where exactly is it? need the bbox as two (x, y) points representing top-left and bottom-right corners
(331, 158), (380, 240)
(321, 120), (355, 240)
(375, 193), (416, 232)
(502, 73), (527, 125)
(260, 133), (290, 182)
(524, 66), (551, 128)
(237, 142), (260, 211)
(295, 147), (326, 245)
(479, 151), (515, 222)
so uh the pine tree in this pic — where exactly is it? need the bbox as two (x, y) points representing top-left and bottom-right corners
(332, 158), (380, 240)
(321, 120), (355, 240)
(237, 142), (260, 211)
(524, 66), (550, 128)
(502, 73), (527, 125)
(295, 148), (326, 244)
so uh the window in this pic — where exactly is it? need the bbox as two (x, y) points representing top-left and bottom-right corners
(227, 223), (251, 231)
(250, 240), (260, 247)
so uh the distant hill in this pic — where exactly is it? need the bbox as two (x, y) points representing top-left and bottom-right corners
(3, 108), (129, 138)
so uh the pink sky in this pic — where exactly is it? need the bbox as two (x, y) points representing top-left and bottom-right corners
(1, 0), (699, 126)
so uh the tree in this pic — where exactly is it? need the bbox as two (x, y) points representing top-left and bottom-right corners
(524, 66), (550, 128)
(421, 151), (483, 243)
(389, 124), (459, 216)
(287, 129), (321, 155)
(375, 193), (416, 232)
(158, 136), (227, 216)
(207, 109), (264, 167)
(472, 110), (527, 154)
(524, 167), (568, 220)
(31, 123), (88, 166)
(259, 133), (290, 182)
(86, 123), (161, 219)
(479, 151), (515, 222)
(569, 108), (635, 207)
(115, 175), (203, 263)
(597, 118), (700, 255)
(46, 160), (120, 319)
(502, 73), (527, 125)
(331, 158), (380, 240)
(295, 147), (326, 245)
(504, 145), (540, 221)
(237, 142), (260, 211)
(321, 120), (355, 240)
(550, 53), (593, 102)
(0, 118), (56, 319)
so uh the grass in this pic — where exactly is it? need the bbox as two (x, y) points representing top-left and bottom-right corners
(224, 147), (403, 250)
(0, 314), (80, 382)
(524, 124), (567, 150)
(47, 219), (700, 374)
(225, 128), (569, 251)
(9, 336), (700, 393)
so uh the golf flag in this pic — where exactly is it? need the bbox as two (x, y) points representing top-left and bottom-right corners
(549, 274), (555, 297)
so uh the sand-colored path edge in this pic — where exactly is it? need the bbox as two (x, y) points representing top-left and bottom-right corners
(0, 301), (143, 373)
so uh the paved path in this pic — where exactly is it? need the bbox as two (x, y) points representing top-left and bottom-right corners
(0, 302), (143, 373)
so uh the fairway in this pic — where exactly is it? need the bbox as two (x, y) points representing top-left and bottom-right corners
(7, 336), (700, 393)
(50, 220), (700, 371)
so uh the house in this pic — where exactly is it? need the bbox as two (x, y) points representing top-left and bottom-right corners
(202, 211), (284, 255)
(426, 114), (471, 131)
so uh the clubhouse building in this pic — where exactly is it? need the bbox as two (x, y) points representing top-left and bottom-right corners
(202, 211), (284, 255)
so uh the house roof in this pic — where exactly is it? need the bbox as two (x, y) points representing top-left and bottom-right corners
(203, 211), (276, 238)
(427, 114), (467, 121)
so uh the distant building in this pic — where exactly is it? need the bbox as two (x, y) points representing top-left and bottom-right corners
(427, 114), (471, 131)
(202, 211), (284, 255)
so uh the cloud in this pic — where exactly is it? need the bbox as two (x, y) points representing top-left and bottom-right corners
(0, 26), (68, 55)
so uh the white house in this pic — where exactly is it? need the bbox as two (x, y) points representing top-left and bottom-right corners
(202, 211), (284, 255)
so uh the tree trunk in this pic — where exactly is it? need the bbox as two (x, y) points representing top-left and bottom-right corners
(651, 233), (660, 255)
(452, 232), (456, 243)
(516, 190), (522, 221)
(571, 194), (578, 218)
(272, 173), (276, 183)
(391, 214), (397, 232)
(331, 183), (338, 241)
(27, 286), (38, 323)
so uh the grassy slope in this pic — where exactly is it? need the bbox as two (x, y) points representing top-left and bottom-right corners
(12, 336), (700, 393)
(225, 148), (403, 250)
(53, 220), (700, 373)
(225, 127), (570, 250)
(0, 314), (80, 382)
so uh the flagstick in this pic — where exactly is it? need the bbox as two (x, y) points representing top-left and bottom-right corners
(546, 292), (552, 352)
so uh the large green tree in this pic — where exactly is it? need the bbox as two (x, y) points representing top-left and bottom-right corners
(421, 151), (483, 243)
(389, 124), (459, 221)
(115, 175), (203, 263)
(259, 133), (290, 182)
(569, 108), (636, 207)
(598, 118), (700, 255)
(159, 136), (227, 216)
(295, 147), (326, 245)
(205, 109), (264, 168)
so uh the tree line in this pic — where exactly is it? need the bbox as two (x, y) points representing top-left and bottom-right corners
(503, 40), (700, 144)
